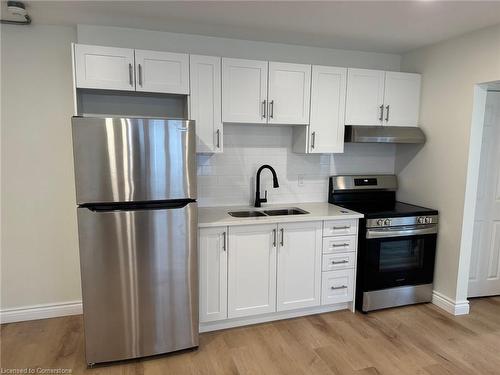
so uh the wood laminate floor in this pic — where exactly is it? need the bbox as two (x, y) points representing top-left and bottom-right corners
(1, 297), (500, 374)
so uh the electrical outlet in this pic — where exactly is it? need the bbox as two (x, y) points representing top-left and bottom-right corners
(298, 175), (304, 187)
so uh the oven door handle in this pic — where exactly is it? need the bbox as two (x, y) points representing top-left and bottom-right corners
(366, 224), (438, 239)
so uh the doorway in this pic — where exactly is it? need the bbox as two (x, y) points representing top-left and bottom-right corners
(468, 87), (500, 298)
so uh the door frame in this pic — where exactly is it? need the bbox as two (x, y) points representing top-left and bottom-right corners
(460, 82), (500, 305)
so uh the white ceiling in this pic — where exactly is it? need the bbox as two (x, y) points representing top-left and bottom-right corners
(5, 1), (500, 54)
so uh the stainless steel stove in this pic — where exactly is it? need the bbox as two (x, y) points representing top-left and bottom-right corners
(329, 175), (438, 312)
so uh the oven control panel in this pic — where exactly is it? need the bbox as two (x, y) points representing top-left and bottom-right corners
(367, 215), (438, 228)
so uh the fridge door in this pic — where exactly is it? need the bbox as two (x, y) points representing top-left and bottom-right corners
(77, 201), (198, 364)
(72, 117), (196, 204)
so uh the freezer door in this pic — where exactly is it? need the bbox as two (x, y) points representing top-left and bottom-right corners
(77, 202), (198, 364)
(72, 117), (196, 204)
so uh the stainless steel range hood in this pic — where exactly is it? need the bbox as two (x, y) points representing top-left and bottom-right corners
(345, 126), (426, 144)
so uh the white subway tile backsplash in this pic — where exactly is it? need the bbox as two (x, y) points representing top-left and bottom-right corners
(197, 125), (396, 207)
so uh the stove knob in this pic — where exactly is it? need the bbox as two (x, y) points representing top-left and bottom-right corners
(425, 217), (432, 224)
(377, 219), (385, 226)
(417, 217), (425, 224)
(384, 219), (391, 226)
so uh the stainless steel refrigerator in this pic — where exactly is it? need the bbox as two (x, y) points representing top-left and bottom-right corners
(71, 116), (198, 366)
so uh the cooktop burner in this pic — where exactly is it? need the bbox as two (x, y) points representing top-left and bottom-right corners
(335, 201), (438, 219)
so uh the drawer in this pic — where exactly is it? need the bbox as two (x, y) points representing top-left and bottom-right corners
(323, 219), (358, 237)
(321, 269), (355, 305)
(322, 252), (356, 271)
(322, 235), (357, 254)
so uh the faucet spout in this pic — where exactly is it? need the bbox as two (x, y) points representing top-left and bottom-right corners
(254, 165), (280, 207)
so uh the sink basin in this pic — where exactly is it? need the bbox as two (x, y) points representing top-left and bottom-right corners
(263, 207), (309, 216)
(228, 211), (267, 218)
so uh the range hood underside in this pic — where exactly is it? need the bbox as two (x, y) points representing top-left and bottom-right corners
(344, 125), (426, 144)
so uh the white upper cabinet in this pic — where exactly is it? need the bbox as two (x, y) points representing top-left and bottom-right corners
(135, 50), (189, 94)
(345, 68), (421, 127)
(345, 68), (385, 126)
(74, 44), (135, 91)
(222, 58), (268, 124)
(268, 62), (311, 125)
(199, 227), (228, 323)
(190, 55), (223, 153)
(277, 221), (322, 312)
(227, 224), (277, 318)
(308, 65), (347, 153)
(383, 72), (421, 127)
(74, 44), (189, 94)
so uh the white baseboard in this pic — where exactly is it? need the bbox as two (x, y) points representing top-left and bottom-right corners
(0, 300), (83, 324)
(432, 291), (470, 316)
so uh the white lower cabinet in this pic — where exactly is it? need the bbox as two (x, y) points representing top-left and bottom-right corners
(277, 221), (322, 311)
(227, 224), (277, 318)
(321, 269), (355, 305)
(199, 218), (359, 330)
(199, 227), (228, 323)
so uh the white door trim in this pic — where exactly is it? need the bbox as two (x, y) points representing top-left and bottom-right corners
(432, 291), (470, 316)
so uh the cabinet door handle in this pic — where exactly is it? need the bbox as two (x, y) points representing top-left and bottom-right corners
(311, 131), (316, 149)
(216, 129), (221, 148)
(272, 229), (277, 247)
(331, 285), (348, 290)
(280, 228), (284, 246)
(385, 105), (390, 122)
(262, 100), (267, 118)
(128, 63), (133, 86)
(269, 100), (274, 118)
(138, 63), (143, 86)
(222, 231), (226, 251)
(331, 260), (349, 265)
(379, 104), (384, 121)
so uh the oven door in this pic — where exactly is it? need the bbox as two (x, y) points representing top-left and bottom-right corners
(363, 224), (437, 291)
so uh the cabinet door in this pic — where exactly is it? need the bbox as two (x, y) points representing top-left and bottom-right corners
(199, 227), (228, 323)
(222, 58), (268, 124)
(228, 224), (277, 318)
(277, 221), (322, 311)
(135, 50), (189, 94)
(308, 66), (347, 153)
(383, 72), (421, 127)
(345, 68), (385, 126)
(268, 62), (311, 125)
(74, 44), (135, 91)
(190, 55), (223, 153)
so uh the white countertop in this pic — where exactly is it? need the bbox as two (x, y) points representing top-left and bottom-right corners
(198, 202), (363, 228)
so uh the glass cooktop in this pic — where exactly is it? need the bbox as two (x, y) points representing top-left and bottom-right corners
(335, 201), (438, 219)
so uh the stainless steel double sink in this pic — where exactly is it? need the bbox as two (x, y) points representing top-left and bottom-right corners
(228, 207), (309, 218)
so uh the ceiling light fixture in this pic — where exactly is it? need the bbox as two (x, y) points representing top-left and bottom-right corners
(1, 1), (32, 25)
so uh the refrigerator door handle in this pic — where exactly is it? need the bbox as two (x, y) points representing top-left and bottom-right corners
(82, 199), (196, 212)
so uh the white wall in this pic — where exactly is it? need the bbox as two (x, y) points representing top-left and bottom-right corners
(198, 126), (396, 207)
(397, 24), (500, 307)
(1, 25), (80, 310)
(77, 25), (401, 70)
(1, 23), (400, 314)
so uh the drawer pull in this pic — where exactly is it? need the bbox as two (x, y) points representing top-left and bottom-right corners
(331, 243), (349, 248)
(331, 260), (349, 265)
(332, 226), (351, 230)
(331, 285), (348, 290)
